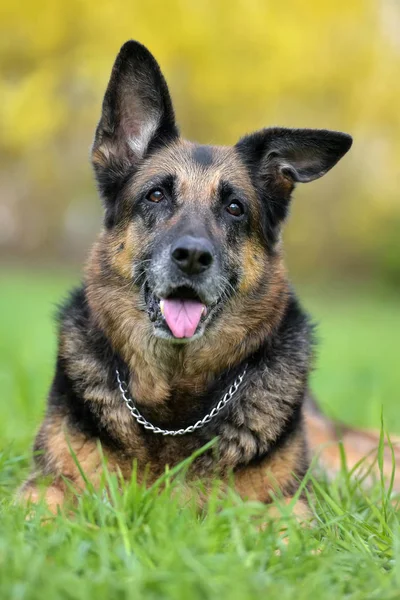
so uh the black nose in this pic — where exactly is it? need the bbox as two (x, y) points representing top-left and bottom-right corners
(171, 236), (214, 275)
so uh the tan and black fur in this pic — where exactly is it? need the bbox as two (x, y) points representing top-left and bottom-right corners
(20, 41), (396, 516)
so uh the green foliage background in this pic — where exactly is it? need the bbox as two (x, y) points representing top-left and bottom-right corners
(1, 0), (400, 281)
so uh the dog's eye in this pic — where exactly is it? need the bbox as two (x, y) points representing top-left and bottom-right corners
(226, 201), (244, 217)
(146, 188), (165, 203)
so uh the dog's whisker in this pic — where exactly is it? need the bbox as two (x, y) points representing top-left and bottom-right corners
(131, 272), (147, 287)
(217, 276), (236, 300)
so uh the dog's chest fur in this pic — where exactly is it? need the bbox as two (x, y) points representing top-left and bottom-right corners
(34, 286), (311, 497)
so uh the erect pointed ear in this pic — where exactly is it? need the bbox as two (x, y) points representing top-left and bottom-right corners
(236, 127), (352, 184)
(92, 40), (179, 203)
(235, 127), (352, 242)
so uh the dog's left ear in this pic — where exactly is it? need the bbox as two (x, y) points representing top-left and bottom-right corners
(236, 127), (352, 184)
(236, 127), (352, 237)
(92, 40), (178, 206)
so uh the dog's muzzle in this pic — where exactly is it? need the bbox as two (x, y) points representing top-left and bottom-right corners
(142, 234), (225, 342)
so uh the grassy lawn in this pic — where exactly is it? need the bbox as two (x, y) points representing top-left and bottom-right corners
(1, 269), (400, 599)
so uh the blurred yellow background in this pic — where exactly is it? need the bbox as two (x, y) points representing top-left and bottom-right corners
(1, 0), (400, 281)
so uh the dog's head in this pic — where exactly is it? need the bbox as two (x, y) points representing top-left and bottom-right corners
(90, 41), (352, 345)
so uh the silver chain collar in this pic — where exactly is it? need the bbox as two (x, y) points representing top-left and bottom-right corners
(116, 365), (247, 436)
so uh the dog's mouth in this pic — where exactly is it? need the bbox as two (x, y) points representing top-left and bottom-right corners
(145, 284), (219, 341)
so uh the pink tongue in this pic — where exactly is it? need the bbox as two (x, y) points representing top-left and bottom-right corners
(162, 298), (204, 338)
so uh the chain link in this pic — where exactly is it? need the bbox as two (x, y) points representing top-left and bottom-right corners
(116, 365), (247, 436)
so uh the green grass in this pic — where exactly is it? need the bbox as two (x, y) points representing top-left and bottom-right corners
(1, 269), (400, 599)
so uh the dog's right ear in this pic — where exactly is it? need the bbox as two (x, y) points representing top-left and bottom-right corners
(92, 41), (178, 207)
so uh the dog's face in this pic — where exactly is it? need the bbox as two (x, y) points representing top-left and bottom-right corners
(91, 41), (352, 344)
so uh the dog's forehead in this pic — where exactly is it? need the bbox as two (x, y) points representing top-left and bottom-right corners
(132, 140), (256, 201)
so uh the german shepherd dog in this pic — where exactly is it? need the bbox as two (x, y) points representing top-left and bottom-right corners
(21, 41), (400, 515)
